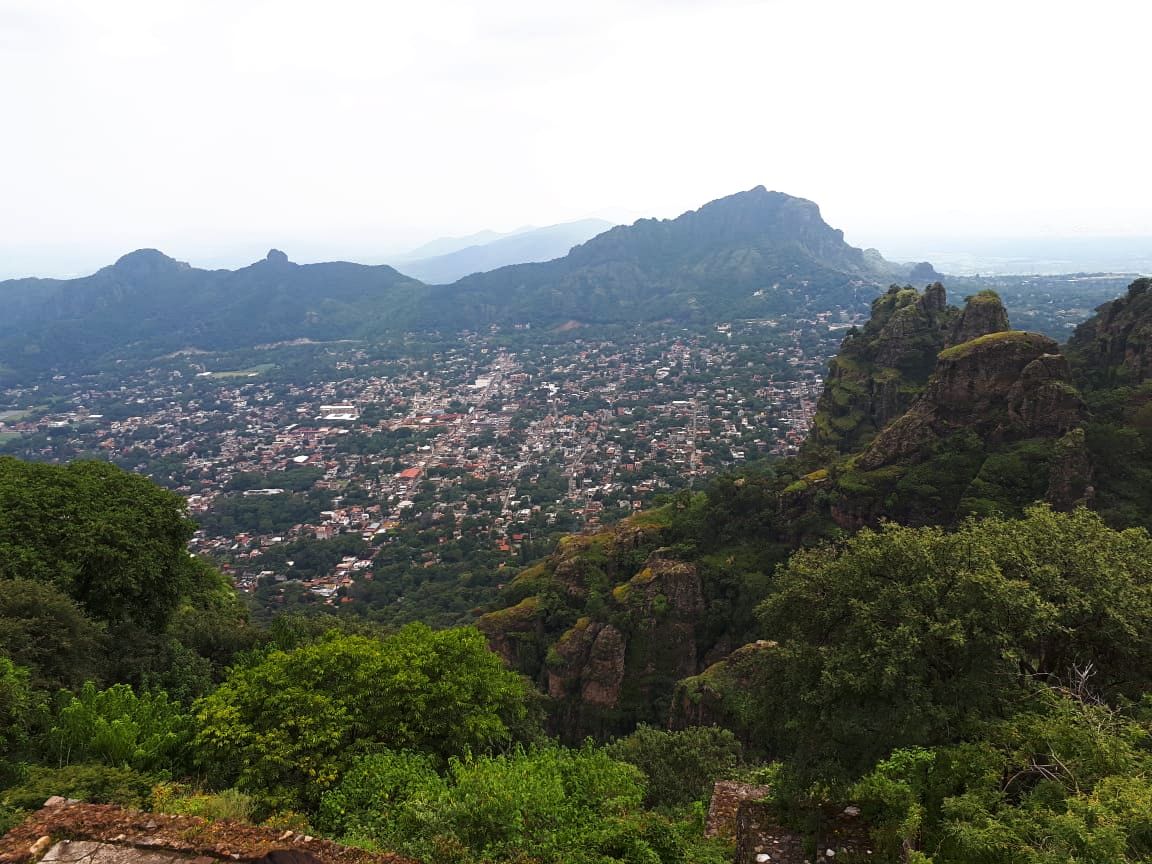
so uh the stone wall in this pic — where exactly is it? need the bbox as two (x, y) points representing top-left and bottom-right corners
(705, 781), (772, 839)
(707, 781), (875, 863)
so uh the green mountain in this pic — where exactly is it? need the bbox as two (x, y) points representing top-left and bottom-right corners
(0, 188), (897, 375)
(425, 186), (895, 328)
(0, 249), (427, 369)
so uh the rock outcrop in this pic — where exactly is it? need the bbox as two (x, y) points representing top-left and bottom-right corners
(805, 283), (959, 457)
(947, 288), (1011, 347)
(806, 285), (1015, 461)
(477, 513), (725, 738)
(859, 331), (1085, 470)
(547, 619), (627, 707)
(1067, 276), (1152, 386)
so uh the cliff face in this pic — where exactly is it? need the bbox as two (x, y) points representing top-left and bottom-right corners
(477, 514), (725, 738)
(859, 331), (1085, 470)
(806, 285), (1012, 459)
(1067, 277), (1152, 386)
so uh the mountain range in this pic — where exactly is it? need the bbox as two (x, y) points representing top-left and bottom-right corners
(0, 187), (905, 375)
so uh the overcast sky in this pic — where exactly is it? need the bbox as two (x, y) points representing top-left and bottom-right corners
(1, 0), (1149, 278)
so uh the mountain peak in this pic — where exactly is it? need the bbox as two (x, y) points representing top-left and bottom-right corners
(265, 249), (291, 265)
(113, 248), (178, 267)
(110, 249), (188, 277)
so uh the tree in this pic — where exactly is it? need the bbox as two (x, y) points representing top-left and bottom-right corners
(317, 744), (693, 864)
(747, 506), (1152, 780)
(194, 625), (537, 810)
(606, 724), (740, 807)
(0, 458), (199, 629)
(0, 579), (105, 690)
(854, 681), (1152, 863)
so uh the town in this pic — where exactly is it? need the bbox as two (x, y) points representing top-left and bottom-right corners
(1, 311), (859, 623)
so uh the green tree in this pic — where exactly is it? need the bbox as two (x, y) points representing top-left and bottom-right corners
(194, 625), (536, 810)
(749, 506), (1152, 780)
(318, 744), (701, 864)
(854, 682), (1152, 863)
(0, 579), (105, 690)
(0, 458), (199, 629)
(606, 724), (740, 807)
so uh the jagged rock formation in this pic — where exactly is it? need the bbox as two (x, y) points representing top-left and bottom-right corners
(476, 513), (764, 738)
(1067, 276), (1152, 386)
(947, 288), (1011, 346)
(548, 619), (627, 707)
(1045, 428), (1095, 510)
(670, 640), (778, 732)
(806, 284), (1013, 458)
(1061, 276), (1152, 527)
(858, 331), (1085, 470)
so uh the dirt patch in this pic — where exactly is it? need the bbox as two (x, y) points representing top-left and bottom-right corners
(0, 803), (414, 864)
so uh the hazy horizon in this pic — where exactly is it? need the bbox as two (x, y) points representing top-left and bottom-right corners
(2, 0), (1150, 279)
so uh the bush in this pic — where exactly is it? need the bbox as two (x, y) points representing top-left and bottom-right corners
(606, 725), (740, 807)
(0, 803), (26, 835)
(44, 682), (192, 772)
(1, 764), (156, 810)
(151, 782), (255, 822)
(195, 625), (536, 811)
(317, 744), (686, 864)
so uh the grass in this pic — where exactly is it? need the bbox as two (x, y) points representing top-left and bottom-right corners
(938, 330), (1051, 361)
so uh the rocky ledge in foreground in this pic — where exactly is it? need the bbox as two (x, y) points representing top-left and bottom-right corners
(0, 800), (414, 864)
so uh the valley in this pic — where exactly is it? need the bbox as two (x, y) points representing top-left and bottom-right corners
(0, 315), (843, 625)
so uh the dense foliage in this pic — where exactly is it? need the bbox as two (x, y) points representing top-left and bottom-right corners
(0, 457), (199, 628)
(744, 507), (1152, 779)
(314, 746), (723, 864)
(195, 627), (536, 810)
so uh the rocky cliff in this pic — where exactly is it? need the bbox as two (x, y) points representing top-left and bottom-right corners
(805, 285), (1012, 459)
(476, 503), (784, 738)
(477, 515), (698, 737)
(858, 331), (1084, 470)
(1067, 276), (1152, 386)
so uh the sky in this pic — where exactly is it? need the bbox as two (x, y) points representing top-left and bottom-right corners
(1, 0), (1150, 278)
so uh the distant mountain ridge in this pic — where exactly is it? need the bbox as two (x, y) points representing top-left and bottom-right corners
(422, 187), (899, 328)
(391, 219), (615, 284)
(0, 249), (426, 370)
(0, 187), (902, 375)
